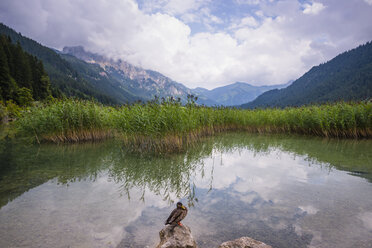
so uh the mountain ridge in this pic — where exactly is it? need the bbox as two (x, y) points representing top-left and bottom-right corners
(193, 81), (291, 106)
(62, 46), (198, 103)
(63, 46), (290, 106)
(241, 41), (372, 108)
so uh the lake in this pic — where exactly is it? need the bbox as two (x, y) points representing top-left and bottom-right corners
(0, 133), (371, 248)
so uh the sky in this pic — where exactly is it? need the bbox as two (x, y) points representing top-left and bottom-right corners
(0, 0), (372, 89)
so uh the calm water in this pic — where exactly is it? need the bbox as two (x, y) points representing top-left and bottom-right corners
(0, 133), (371, 248)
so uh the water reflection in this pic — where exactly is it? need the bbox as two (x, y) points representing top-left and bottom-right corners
(0, 133), (371, 248)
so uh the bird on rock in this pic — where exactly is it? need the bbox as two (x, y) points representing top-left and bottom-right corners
(165, 202), (188, 228)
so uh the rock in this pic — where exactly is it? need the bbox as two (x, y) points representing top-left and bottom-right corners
(156, 224), (197, 248)
(155, 225), (270, 248)
(218, 237), (272, 248)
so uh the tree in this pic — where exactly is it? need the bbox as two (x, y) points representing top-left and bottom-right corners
(17, 87), (34, 106)
(0, 43), (17, 101)
(0, 34), (52, 103)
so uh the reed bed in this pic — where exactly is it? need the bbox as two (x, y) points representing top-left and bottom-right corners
(16, 100), (115, 143)
(14, 99), (372, 152)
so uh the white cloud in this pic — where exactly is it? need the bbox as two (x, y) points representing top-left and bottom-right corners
(364, 0), (372, 5)
(230, 16), (260, 29)
(139, 0), (211, 24)
(303, 2), (326, 15)
(193, 148), (311, 202)
(0, 0), (371, 89)
(241, 16), (259, 27)
(163, 0), (204, 15)
(255, 10), (265, 17)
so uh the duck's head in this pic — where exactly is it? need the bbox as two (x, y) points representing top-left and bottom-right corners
(176, 202), (184, 209)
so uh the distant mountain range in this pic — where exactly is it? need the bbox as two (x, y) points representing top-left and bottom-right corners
(242, 41), (372, 108)
(62, 46), (288, 106)
(194, 81), (291, 106)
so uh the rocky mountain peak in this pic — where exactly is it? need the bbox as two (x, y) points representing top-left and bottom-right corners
(62, 46), (192, 100)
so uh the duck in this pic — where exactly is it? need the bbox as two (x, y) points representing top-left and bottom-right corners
(165, 202), (188, 227)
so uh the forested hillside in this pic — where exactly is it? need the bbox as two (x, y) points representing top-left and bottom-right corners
(0, 23), (125, 104)
(0, 35), (50, 105)
(242, 41), (372, 108)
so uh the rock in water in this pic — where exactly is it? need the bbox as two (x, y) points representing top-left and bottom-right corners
(156, 224), (197, 248)
(219, 237), (272, 248)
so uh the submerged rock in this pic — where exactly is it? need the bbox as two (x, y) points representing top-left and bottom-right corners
(218, 237), (272, 248)
(156, 224), (197, 248)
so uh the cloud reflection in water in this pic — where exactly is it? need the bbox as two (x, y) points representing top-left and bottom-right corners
(0, 133), (371, 248)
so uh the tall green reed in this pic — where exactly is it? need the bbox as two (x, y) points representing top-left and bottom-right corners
(14, 99), (372, 151)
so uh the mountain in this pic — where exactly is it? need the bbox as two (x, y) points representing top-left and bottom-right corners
(63, 45), (290, 106)
(193, 81), (291, 106)
(58, 53), (140, 103)
(62, 46), (199, 103)
(0, 23), (136, 104)
(242, 42), (372, 109)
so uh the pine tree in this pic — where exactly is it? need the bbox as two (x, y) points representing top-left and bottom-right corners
(0, 42), (17, 101)
(0, 34), (52, 103)
(12, 42), (32, 89)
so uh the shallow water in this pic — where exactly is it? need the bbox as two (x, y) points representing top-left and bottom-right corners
(0, 133), (371, 248)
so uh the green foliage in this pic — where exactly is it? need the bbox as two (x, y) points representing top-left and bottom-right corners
(16, 99), (114, 142)
(0, 34), (51, 104)
(5, 100), (21, 119)
(17, 87), (34, 106)
(0, 102), (5, 122)
(14, 99), (372, 151)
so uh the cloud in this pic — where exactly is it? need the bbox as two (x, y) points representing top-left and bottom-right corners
(235, 0), (266, 5)
(364, 0), (372, 5)
(139, 0), (206, 15)
(193, 148), (311, 201)
(230, 16), (260, 29)
(0, 0), (371, 89)
(0, 175), (171, 248)
(303, 2), (326, 15)
(163, 0), (204, 15)
(139, 0), (211, 25)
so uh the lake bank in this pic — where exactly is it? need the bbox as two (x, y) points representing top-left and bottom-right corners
(4, 99), (372, 153)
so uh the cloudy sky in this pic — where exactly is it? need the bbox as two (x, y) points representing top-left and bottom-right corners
(1, 0), (372, 89)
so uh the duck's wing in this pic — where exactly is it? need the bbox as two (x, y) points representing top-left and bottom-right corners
(166, 208), (181, 224)
(174, 208), (188, 223)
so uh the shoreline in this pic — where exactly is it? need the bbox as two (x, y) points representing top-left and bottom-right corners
(3, 99), (371, 153)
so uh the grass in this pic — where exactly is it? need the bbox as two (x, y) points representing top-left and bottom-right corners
(12, 99), (372, 152)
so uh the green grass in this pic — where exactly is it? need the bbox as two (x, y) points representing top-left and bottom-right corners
(13, 99), (372, 152)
